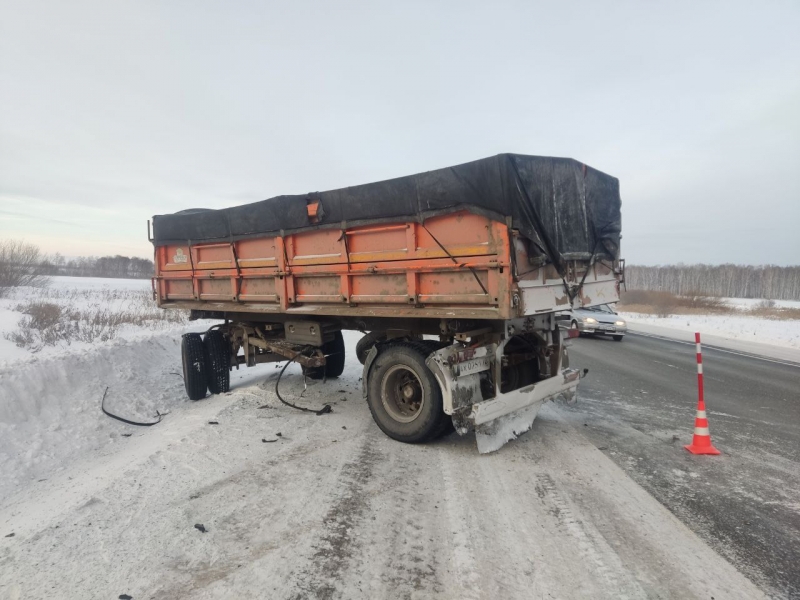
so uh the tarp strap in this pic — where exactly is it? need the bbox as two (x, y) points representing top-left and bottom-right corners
(421, 223), (489, 296)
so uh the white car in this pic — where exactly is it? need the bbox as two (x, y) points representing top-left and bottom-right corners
(563, 304), (628, 341)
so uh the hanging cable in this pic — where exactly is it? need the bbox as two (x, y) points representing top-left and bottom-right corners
(259, 348), (332, 415)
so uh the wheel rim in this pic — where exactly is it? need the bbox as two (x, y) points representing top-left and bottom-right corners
(381, 364), (425, 423)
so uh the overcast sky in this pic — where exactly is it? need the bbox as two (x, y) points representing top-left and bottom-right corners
(1, 0), (798, 265)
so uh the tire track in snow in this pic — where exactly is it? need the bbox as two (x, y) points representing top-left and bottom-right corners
(289, 436), (382, 600)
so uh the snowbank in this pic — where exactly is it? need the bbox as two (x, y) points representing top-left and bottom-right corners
(0, 333), (194, 501)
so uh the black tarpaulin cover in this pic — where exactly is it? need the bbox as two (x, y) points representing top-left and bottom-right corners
(152, 154), (621, 270)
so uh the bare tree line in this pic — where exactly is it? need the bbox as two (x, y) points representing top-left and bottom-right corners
(1, 239), (154, 297)
(626, 264), (800, 300)
(40, 254), (154, 279)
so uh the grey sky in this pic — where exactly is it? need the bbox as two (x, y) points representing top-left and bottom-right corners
(1, 0), (798, 264)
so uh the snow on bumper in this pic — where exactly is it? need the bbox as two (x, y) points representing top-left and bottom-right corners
(426, 342), (585, 452)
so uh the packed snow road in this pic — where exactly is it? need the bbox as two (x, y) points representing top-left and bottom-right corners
(0, 332), (768, 599)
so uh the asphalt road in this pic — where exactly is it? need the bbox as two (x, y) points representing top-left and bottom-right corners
(563, 331), (800, 599)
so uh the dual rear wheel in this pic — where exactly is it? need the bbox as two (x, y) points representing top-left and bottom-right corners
(180, 330), (347, 400)
(181, 331), (231, 401)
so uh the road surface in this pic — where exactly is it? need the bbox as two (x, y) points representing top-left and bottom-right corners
(0, 330), (788, 599)
(565, 331), (800, 599)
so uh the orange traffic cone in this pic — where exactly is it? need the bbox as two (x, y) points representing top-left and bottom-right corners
(684, 401), (721, 455)
(685, 332), (721, 455)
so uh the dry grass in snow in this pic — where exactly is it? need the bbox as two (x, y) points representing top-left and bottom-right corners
(1, 280), (188, 355)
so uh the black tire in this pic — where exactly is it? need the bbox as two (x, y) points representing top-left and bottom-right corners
(612, 335), (624, 342)
(181, 333), (208, 401)
(305, 331), (346, 380)
(366, 342), (445, 443)
(407, 340), (453, 439)
(355, 331), (387, 365)
(204, 330), (231, 394)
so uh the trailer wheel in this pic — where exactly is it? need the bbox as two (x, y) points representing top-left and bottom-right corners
(366, 342), (445, 443)
(355, 331), (386, 365)
(305, 331), (346, 380)
(181, 333), (208, 401)
(204, 330), (231, 394)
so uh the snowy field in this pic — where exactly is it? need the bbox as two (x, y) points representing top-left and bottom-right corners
(620, 296), (800, 352)
(723, 297), (800, 310)
(620, 311), (800, 351)
(0, 276), (185, 365)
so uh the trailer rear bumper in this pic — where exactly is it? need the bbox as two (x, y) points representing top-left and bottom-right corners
(469, 368), (583, 426)
(425, 340), (585, 429)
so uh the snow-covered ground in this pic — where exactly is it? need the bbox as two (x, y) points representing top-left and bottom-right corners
(620, 312), (800, 351)
(0, 276), (208, 499)
(0, 278), (782, 597)
(723, 297), (800, 310)
(619, 296), (800, 359)
(0, 329), (766, 599)
(0, 276), (184, 365)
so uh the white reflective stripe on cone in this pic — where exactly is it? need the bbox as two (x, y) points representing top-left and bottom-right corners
(697, 363), (703, 374)
(696, 410), (707, 418)
(693, 427), (710, 436)
(696, 343), (701, 353)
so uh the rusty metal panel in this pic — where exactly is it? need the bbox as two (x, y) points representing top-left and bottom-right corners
(347, 224), (409, 262)
(288, 228), (344, 266)
(293, 275), (342, 303)
(239, 277), (279, 302)
(236, 238), (279, 268)
(350, 273), (409, 304)
(197, 278), (233, 301)
(164, 278), (193, 299)
(418, 270), (492, 305)
(192, 244), (234, 270)
(160, 245), (193, 271)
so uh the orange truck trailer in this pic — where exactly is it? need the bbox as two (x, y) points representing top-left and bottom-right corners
(151, 154), (623, 452)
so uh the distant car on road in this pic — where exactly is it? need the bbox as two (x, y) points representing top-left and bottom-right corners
(561, 304), (628, 341)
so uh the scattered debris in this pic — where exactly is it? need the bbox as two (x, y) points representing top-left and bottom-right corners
(337, 389), (346, 393)
(189, 494), (199, 500)
(262, 438), (278, 443)
(101, 387), (164, 427)
(276, 432), (282, 437)
(194, 524), (207, 533)
(342, 426), (347, 430)
(598, 446), (608, 451)
(208, 421), (219, 425)
(121, 433), (132, 437)
(5, 532), (15, 538)
(119, 595), (133, 600)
